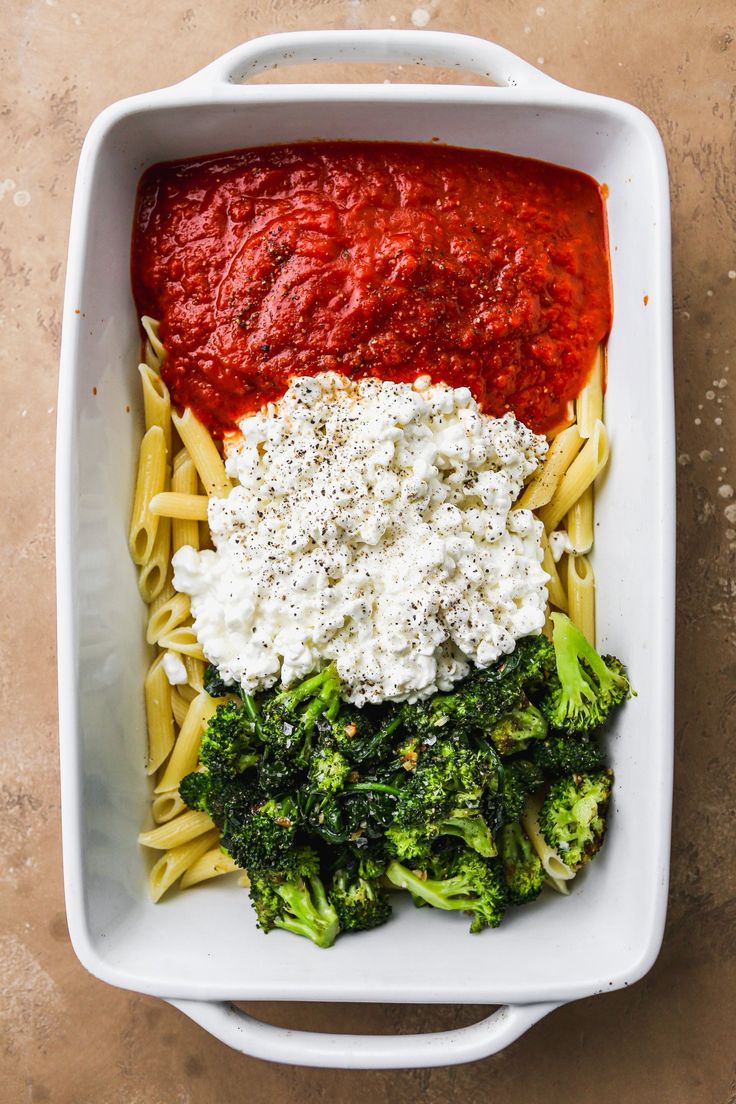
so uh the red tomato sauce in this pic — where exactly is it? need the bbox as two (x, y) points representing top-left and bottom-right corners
(132, 142), (611, 437)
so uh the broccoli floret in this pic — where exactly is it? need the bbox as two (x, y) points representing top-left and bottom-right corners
(258, 665), (341, 789)
(405, 634), (554, 740)
(388, 737), (497, 857)
(384, 823), (434, 866)
(533, 732), (604, 776)
(199, 699), (261, 778)
(539, 614), (632, 735)
(538, 769), (613, 870)
(438, 810), (496, 857)
(488, 700), (548, 756)
(386, 847), (507, 932)
(308, 745), (351, 794)
(248, 847), (340, 948)
(498, 759), (544, 823)
(178, 770), (212, 813)
(498, 821), (544, 904)
(328, 841), (390, 883)
(221, 794), (298, 872)
(329, 869), (392, 932)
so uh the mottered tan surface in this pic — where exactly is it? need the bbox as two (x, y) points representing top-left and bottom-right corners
(1, 2), (735, 1101)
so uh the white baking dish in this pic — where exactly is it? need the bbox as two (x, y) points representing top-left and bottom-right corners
(56, 29), (674, 1069)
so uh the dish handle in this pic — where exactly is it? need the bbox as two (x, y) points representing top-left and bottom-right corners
(176, 29), (564, 92)
(167, 998), (560, 1068)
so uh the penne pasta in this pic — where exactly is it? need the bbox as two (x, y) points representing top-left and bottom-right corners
(180, 847), (239, 889)
(138, 808), (216, 850)
(146, 592), (191, 646)
(521, 793), (576, 882)
(576, 345), (604, 438)
(538, 420), (609, 532)
(148, 829), (220, 903)
(157, 624), (205, 660)
(138, 362), (171, 456)
(155, 691), (222, 793)
(567, 553), (596, 645)
(170, 687), (191, 728)
(152, 789), (187, 824)
(172, 407), (232, 498)
(144, 653), (175, 775)
(518, 424), (582, 511)
(141, 315), (167, 366)
(147, 569), (175, 617)
(138, 511), (170, 604)
(540, 530), (568, 612)
(128, 425), (167, 565)
(566, 485), (594, 555)
(184, 655), (206, 692)
(171, 453), (200, 553)
(149, 491), (210, 521)
(544, 875), (571, 896)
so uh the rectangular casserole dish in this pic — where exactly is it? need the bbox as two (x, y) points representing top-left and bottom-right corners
(56, 29), (675, 1069)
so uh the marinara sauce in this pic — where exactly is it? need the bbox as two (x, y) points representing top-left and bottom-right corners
(132, 142), (611, 437)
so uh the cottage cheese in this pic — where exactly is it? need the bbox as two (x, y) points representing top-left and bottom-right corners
(172, 373), (549, 705)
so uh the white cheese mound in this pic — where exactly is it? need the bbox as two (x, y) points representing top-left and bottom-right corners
(162, 650), (188, 686)
(172, 372), (549, 706)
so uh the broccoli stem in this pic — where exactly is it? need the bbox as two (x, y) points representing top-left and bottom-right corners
(342, 782), (402, 797)
(385, 860), (475, 911)
(274, 878), (339, 948)
(551, 613), (622, 697)
(240, 692), (262, 738)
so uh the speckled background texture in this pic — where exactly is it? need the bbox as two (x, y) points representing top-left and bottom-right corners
(2, 1), (735, 1100)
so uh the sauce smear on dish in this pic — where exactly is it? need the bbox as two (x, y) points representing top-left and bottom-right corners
(132, 142), (611, 436)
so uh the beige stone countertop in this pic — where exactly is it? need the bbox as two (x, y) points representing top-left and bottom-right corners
(2, 1), (735, 1100)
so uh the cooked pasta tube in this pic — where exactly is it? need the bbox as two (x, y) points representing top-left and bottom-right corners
(148, 829), (220, 903)
(146, 592), (191, 646)
(518, 424), (582, 511)
(138, 809), (216, 850)
(155, 691), (222, 793)
(144, 653), (175, 775)
(185, 655), (206, 692)
(138, 362), (171, 456)
(544, 875), (571, 896)
(521, 793), (576, 882)
(180, 848), (239, 889)
(147, 564), (173, 607)
(141, 315), (166, 365)
(128, 425), (167, 565)
(566, 485), (594, 555)
(170, 687), (190, 728)
(238, 872), (252, 888)
(149, 491), (210, 521)
(171, 453), (200, 553)
(172, 408), (231, 498)
(152, 789), (187, 824)
(538, 420), (609, 532)
(540, 530), (568, 612)
(576, 345), (604, 438)
(567, 554), (596, 645)
(157, 625), (205, 660)
(138, 512), (170, 604)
